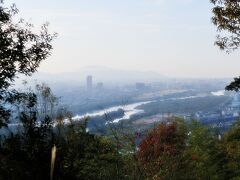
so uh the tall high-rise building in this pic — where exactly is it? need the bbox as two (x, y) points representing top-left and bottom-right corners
(86, 75), (93, 91)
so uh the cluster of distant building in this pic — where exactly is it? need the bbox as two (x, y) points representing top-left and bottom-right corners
(86, 75), (103, 91)
(194, 93), (240, 131)
(86, 75), (148, 92)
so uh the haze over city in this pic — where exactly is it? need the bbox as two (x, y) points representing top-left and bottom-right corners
(3, 0), (240, 179)
(6, 0), (240, 78)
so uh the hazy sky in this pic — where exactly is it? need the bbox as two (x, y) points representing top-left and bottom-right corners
(6, 0), (240, 78)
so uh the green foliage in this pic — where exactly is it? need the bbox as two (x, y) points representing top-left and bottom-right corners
(211, 0), (240, 91)
(0, 84), (128, 180)
(104, 122), (144, 179)
(0, 1), (56, 127)
(55, 121), (126, 180)
(211, 0), (240, 53)
(221, 120), (240, 179)
(136, 118), (240, 180)
(183, 121), (225, 179)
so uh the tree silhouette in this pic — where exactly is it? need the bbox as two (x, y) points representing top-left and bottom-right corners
(211, 0), (240, 53)
(0, 1), (56, 127)
(211, 0), (240, 91)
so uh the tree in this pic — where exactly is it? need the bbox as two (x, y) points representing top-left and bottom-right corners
(183, 121), (226, 179)
(221, 120), (240, 179)
(0, 1), (56, 127)
(0, 83), (129, 180)
(0, 84), (56, 180)
(211, 0), (240, 91)
(225, 77), (240, 91)
(136, 119), (230, 179)
(211, 0), (240, 53)
(55, 120), (127, 180)
(137, 118), (187, 179)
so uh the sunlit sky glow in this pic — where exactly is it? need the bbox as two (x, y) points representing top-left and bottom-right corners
(6, 0), (240, 78)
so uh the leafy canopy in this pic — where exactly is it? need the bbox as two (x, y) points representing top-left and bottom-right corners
(211, 0), (240, 53)
(211, 0), (240, 91)
(0, 1), (56, 127)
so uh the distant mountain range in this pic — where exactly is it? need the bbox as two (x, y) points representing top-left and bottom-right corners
(18, 66), (168, 86)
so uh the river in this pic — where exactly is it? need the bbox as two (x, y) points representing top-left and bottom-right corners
(72, 90), (225, 123)
(72, 101), (153, 123)
(6, 90), (225, 127)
